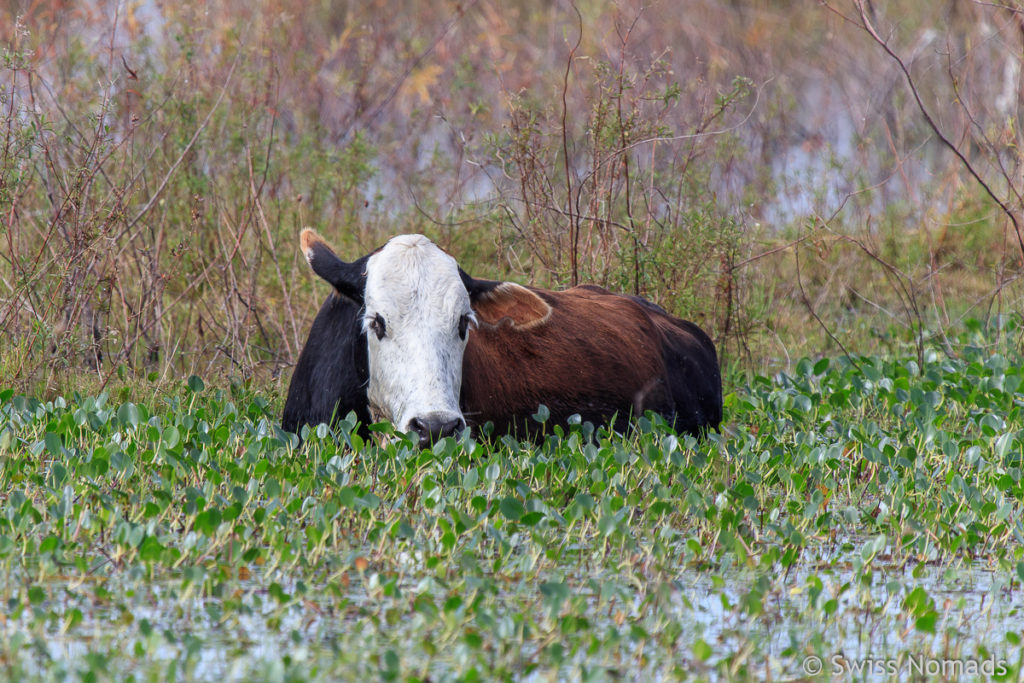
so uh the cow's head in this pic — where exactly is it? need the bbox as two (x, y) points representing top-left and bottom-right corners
(300, 229), (551, 446)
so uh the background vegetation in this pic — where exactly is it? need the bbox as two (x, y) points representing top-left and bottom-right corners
(1, 0), (1020, 398)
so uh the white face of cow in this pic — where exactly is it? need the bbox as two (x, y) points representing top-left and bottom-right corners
(361, 235), (476, 442)
(302, 229), (550, 445)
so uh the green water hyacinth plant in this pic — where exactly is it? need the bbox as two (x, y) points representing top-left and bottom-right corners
(0, 318), (1023, 680)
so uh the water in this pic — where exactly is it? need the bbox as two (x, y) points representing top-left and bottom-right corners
(4, 540), (1020, 680)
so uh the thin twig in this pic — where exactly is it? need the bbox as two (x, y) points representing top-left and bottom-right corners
(614, 11), (642, 295)
(794, 235), (862, 372)
(563, 2), (583, 286)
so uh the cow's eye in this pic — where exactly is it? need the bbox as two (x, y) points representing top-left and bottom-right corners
(458, 313), (473, 341)
(369, 313), (387, 340)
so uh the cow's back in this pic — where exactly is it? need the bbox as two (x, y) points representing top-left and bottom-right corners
(460, 285), (719, 436)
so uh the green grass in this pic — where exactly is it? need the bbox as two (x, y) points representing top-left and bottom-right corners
(0, 318), (1022, 681)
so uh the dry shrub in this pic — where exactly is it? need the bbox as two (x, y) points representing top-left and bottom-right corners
(1, 0), (1021, 396)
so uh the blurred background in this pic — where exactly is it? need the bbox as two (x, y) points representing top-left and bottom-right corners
(0, 0), (1021, 397)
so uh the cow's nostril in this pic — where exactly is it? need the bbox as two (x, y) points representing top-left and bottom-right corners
(440, 417), (464, 439)
(408, 417), (430, 447)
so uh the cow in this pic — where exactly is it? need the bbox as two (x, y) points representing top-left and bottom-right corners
(282, 229), (722, 446)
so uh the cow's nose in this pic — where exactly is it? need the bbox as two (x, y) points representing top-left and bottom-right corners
(409, 415), (465, 448)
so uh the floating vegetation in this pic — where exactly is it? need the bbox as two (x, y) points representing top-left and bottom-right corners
(1, 325), (1023, 680)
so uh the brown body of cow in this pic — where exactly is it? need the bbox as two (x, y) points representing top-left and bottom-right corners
(459, 281), (722, 437)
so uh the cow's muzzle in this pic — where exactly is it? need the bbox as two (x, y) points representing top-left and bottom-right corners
(408, 413), (465, 448)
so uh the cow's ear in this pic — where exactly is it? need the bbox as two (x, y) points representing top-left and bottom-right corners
(461, 270), (551, 330)
(301, 228), (366, 304)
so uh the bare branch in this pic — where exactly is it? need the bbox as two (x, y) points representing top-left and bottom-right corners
(851, 0), (1024, 261)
